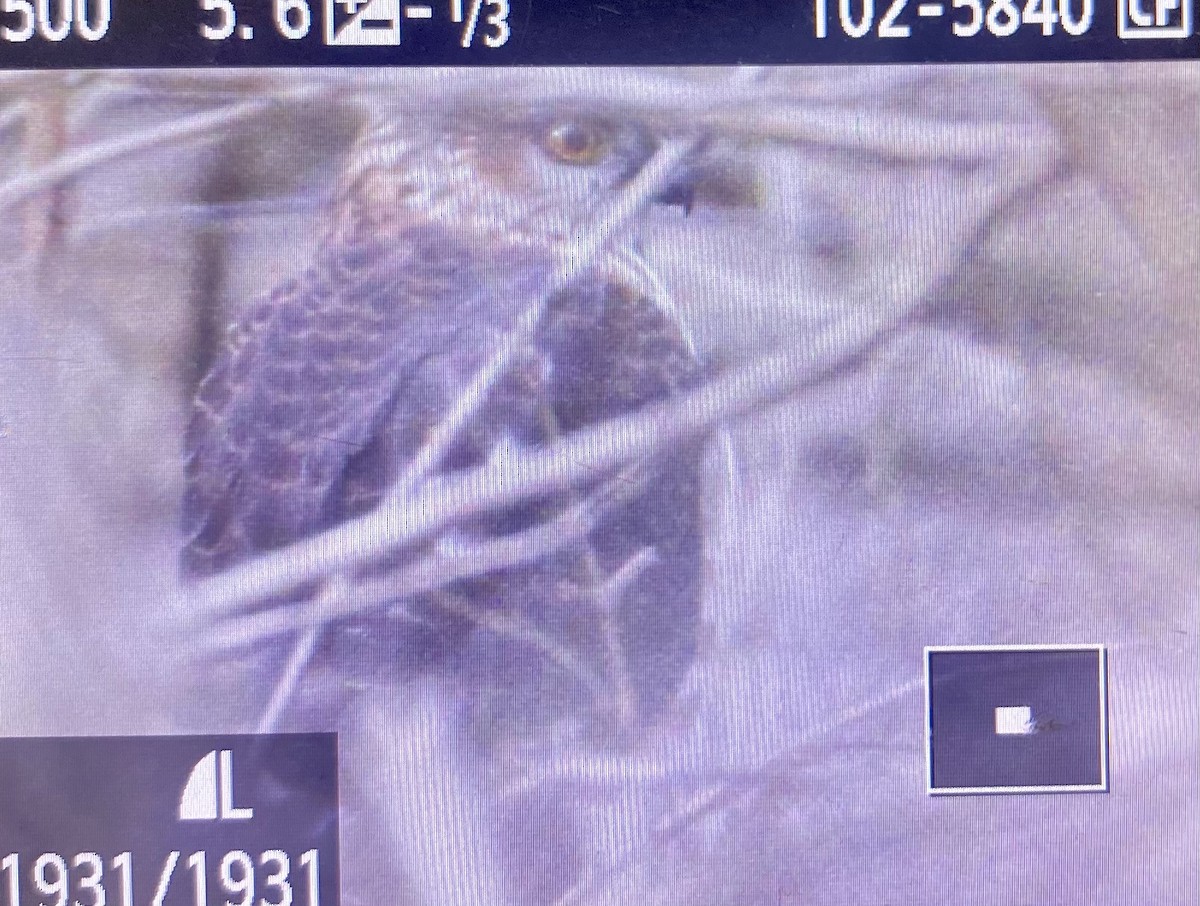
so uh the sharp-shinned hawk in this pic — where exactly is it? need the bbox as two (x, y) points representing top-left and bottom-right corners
(182, 106), (732, 732)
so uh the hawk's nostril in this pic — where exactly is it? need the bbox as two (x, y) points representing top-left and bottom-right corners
(653, 181), (697, 215)
(653, 158), (763, 213)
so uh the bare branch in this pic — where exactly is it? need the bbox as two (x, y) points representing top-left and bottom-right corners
(190, 301), (911, 624)
(696, 106), (1062, 166)
(325, 69), (1060, 165)
(255, 621), (324, 736)
(430, 591), (608, 697)
(597, 547), (660, 615)
(210, 487), (607, 647)
(592, 544), (660, 730)
(0, 86), (327, 213)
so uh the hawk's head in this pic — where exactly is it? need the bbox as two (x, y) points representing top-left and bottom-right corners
(336, 106), (757, 249)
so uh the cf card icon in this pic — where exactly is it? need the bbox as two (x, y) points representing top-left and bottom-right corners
(1117, 0), (1192, 37)
(324, 0), (402, 45)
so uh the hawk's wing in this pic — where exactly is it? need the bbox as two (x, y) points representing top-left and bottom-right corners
(184, 224), (709, 722)
(182, 225), (540, 577)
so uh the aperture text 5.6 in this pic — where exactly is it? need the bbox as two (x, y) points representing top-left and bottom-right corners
(1, 851), (322, 906)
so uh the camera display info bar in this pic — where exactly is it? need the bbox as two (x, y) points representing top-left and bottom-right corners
(0, 0), (1194, 67)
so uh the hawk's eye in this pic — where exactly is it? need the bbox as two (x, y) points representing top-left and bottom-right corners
(543, 120), (611, 166)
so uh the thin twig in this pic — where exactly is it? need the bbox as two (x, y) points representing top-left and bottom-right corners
(255, 622), (325, 736)
(592, 545), (660, 729)
(73, 193), (334, 238)
(431, 590), (609, 697)
(597, 547), (660, 614)
(552, 677), (926, 906)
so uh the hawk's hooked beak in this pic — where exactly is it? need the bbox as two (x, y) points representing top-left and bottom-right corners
(653, 154), (764, 215)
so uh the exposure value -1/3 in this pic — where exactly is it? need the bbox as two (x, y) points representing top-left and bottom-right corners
(814, 0), (1095, 38)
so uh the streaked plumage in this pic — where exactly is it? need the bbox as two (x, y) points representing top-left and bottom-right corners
(183, 107), (708, 727)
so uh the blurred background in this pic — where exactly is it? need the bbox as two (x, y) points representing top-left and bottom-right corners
(0, 65), (1197, 904)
